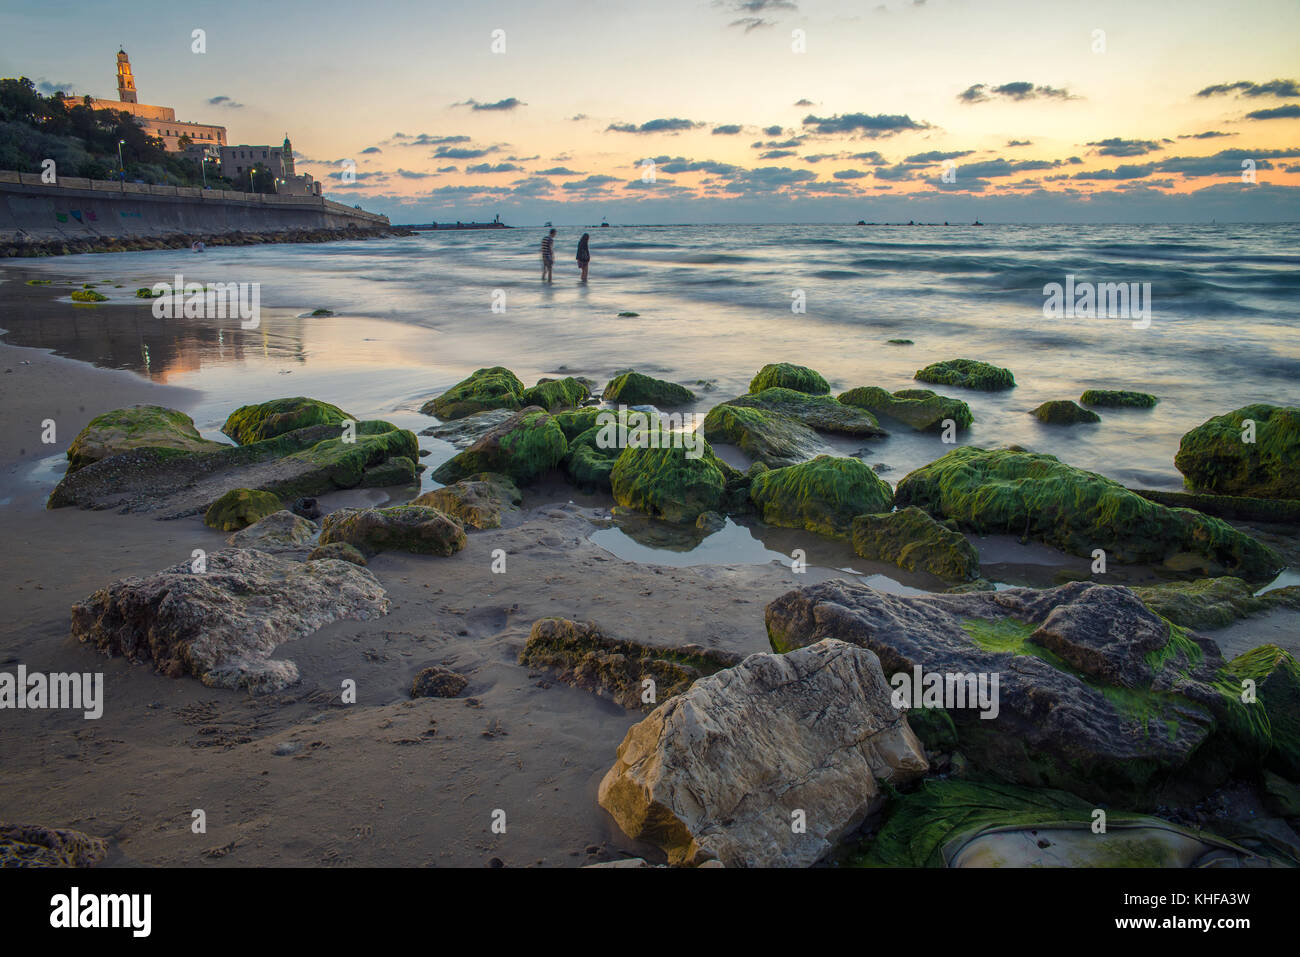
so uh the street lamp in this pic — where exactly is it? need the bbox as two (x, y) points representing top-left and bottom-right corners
(116, 139), (125, 190)
(200, 154), (208, 189)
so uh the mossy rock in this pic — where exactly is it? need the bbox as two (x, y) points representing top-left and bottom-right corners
(431, 407), (567, 485)
(602, 371), (696, 407)
(222, 397), (353, 445)
(887, 339), (913, 345)
(839, 386), (972, 433)
(1175, 404), (1300, 500)
(25, 279), (52, 286)
(1132, 577), (1271, 630)
(895, 446), (1281, 581)
(422, 366), (525, 420)
(268, 421), (419, 501)
(66, 405), (225, 472)
(521, 376), (590, 412)
(748, 362), (830, 396)
(1031, 400), (1101, 425)
(552, 406), (607, 442)
(413, 472), (521, 529)
(723, 387), (886, 436)
(610, 430), (735, 524)
(915, 358), (1015, 391)
(307, 541), (367, 566)
(749, 455), (893, 539)
(134, 287), (162, 299)
(851, 506), (980, 581)
(309, 308), (334, 317)
(563, 425), (622, 491)
(1080, 390), (1158, 408)
(410, 666), (468, 698)
(203, 488), (282, 532)
(702, 404), (824, 467)
(359, 455), (417, 488)
(70, 289), (108, 302)
(1128, 488), (1300, 524)
(1227, 645), (1300, 779)
(319, 505), (467, 557)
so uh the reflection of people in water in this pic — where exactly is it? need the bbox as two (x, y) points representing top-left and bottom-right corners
(576, 233), (590, 282)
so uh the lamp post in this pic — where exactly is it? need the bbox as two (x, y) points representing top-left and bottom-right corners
(116, 139), (125, 190)
(200, 154), (208, 189)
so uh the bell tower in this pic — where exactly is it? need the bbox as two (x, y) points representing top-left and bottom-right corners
(116, 49), (137, 103)
(282, 134), (295, 176)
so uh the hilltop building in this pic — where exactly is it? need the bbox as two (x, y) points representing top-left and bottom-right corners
(220, 136), (321, 196)
(82, 50), (227, 153)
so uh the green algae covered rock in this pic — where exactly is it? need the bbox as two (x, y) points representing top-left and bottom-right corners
(895, 446), (1280, 581)
(359, 455), (417, 488)
(271, 421), (418, 500)
(222, 397), (353, 445)
(750, 455), (893, 539)
(413, 472), (521, 529)
(1227, 645), (1300, 779)
(1032, 400), (1101, 425)
(319, 505), (467, 557)
(520, 376), (590, 412)
(749, 362), (830, 396)
(563, 426), (622, 491)
(431, 407), (567, 485)
(552, 406), (607, 442)
(722, 387), (886, 436)
(851, 506), (980, 582)
(1174, 404), (1300, 500)
(307, 541), (367, 566)
(915, 358), (1015, 391)
(702, 404), (823, 468)
(839, 386), (972, 433)
(602, 371), (696, 407)
(610, 432), (736, 524)
(66, 405), (225, 472)
(422, 367), (525, 420)
(1080, 390), (1158, 408)
(204, 488), (282, 532)
(70, 289), (108, 302)
(1132, 577), (1272, 630)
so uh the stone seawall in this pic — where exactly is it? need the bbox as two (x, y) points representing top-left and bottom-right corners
(0, 170), (400, 255)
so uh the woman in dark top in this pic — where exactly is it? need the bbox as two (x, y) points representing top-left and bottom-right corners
(576, 233), (590, 282)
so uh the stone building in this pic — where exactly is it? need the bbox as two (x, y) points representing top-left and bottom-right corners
(82, 50), (227, 153)
(220, 136), (321, 196)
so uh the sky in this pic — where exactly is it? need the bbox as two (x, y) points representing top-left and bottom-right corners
(3, 0), (1299, 223)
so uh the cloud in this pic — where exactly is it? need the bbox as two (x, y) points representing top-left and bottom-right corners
(1006, 139), (1032, 147)
(466, 162), (523, 173)
(536, 166), (581, 175)
(360, 146), (382, 154)
(1245, 104), (1300, 120)
(905, 149), (975, 162)
(762, 125), (784, 136)
(720, 166), (818, 192)
(832, 169), (870, 179)
(712, 124), (743, 135)
(395, 169), (436, 179)
(207, 95), (244, 108)
(958, 82), (1076, 104)
(453, 97), (526, 111)
(436, 165), (458, 173)
(36, 79), (75, 95)
(1086, 137), (1163, 157)
(561, 174), (622, 190)
(793, 99), (815, 107)
(569, 114), (588, 121)
(730, 17), (775, 31)
(656, 158), (743, 175)
(759, 149), (797, 159)
(396, 134), (471, 147)
(1178, 131), (1234, 139)
(433, 146), (497, 159)
(958, 158), (1059, 178)
(801, 112), (930, 136)
(606, 118), (702, 133)
(1196, 79), (1300, 98)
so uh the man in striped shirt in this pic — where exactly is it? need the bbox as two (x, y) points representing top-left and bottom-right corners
(540, 228), (556, 282)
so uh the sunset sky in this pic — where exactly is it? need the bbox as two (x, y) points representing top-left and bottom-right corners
(4, 0), (1299, 222)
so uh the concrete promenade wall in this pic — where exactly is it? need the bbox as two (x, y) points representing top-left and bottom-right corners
(0, 170), (389, 242)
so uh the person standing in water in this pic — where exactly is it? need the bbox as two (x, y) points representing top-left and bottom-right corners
(540, 228), (556, 282)
(576, 233), (590, 282)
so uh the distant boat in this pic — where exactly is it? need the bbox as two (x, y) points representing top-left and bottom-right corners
(972, 220), (984, 226)
(600, 217), (610, 227)
(544, 221), (553, 227)
(856, 220), (866, 225)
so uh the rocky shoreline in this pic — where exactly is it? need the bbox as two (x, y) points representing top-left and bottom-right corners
(0, 225), (411, 258)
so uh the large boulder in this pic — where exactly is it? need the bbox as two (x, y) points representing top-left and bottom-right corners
(895, 446), (1281, 581)
(222, 397), (352, 445)
(852, 507), (980, 582)
(226, 509), (318, 551)
(838, 386), (972, 433)
(431, 407), (566, 485)
(421, 366), (525, 420)
(1080, 390), (1158, 408)
(596, 639), (929, 867)
(318, 505), (467, 557)
(0, 824), (109, 868)
(520, 376), (590, 412)
(413, 472), (521, 529)
(602, 371), (696, 407)
(1175, 404), (1300, 500)
(748, 363), (830, 396)
(66, 405), (225, 472)
(70, 548), (389, 693)
(204, 488), (282, 531)
(610, 433), (737, 524)
(915, 358), (1015, 391)
(1227, 645), (1300, 779)
(1031, 400), (1101, 425)
(764, 579), (1272, 802)
(721, 388), (886, 436)
(48, 419), (419, 518)
(419, 408), (516, 449)
(749, 455), (893, 539)
(520, 618), (741, 710)
(702, 405), (825, 467)
(1131, 577), (1276, 630)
